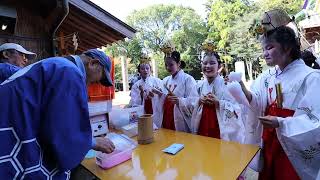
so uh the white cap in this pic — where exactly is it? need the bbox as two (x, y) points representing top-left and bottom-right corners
(0, 43), (37, 60)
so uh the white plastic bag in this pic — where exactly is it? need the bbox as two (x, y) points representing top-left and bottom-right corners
(109, 106), (144, 129)
(227, 81), (249, 107)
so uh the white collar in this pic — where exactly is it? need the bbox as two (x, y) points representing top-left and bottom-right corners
(276, 59), (304, 77)
(205, 75), (221, 86)
(141, 76), (149, 82)
(172, 69), (183, 80)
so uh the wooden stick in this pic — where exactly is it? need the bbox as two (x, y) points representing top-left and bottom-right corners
(164, 85), (173, 95)
(275, 83), (283, 108)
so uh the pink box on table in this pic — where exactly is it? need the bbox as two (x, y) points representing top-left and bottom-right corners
(95, 133), (137, 169)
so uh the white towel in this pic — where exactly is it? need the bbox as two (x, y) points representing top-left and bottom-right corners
(228, 72), (242, 82)
(227, 81), (250, 107)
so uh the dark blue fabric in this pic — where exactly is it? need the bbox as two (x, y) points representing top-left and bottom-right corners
(0, 62), (20, 83)
(0, 57), (92, 179)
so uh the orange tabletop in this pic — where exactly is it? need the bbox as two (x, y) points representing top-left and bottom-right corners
(81, 129), (259, 180)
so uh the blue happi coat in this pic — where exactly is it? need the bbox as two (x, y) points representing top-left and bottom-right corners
(0, 57), (92, 179)
(0, 61), (20, 83)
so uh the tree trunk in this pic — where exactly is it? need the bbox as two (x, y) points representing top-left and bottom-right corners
(121, 56), (129, 92)
(151, 58), (158, 77)
(245, 59), (253, 81)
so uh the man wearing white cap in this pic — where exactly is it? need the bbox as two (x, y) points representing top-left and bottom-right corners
(0, 42), (37, 67)
(0, 43), (37, 83)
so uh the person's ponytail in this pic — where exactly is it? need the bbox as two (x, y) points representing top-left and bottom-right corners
(180, 60), (186, 69)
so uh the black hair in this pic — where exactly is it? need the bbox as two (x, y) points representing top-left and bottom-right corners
(137, 63), (152, 73)
(301, 50), (316, 67)
(0, 49), (15, 60)
(263, 26), (301, 60)
(301, 50), (320, 69)
(180, 61), (186, 69)
(0, 52), (5, 60)
(165, 51), (186, 69)
(203, 52), (221, 65)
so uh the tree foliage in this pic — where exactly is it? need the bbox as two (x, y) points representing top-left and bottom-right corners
(108, 4), (207, 79)
(207, 0), (251, 52)
(206, 0), (304, 79)
(258, 0), (303, 14)
(107, 0), (305, 82)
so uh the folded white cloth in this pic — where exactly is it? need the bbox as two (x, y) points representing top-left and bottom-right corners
(227, 81), (249, 107)
(228, 72), (242, 82)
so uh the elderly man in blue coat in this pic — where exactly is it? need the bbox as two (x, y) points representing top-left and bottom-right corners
(0, 49), (115, 179)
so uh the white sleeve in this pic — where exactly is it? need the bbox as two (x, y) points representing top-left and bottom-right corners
(180, 77), (198, 112)
(155, 78), (165, 97)
(129, 83), (142, 107)
(151, 78), (165, 128)
(218, 100), (246, 143)
(315, 57), (320, 66)
(161, 77), (169, 95)
(278, 72), (320, 137)
(246, 73), (268, 138)
(277, 72), (320, 179)
(190, 81), (203, 133)
(216, 83), (246, 143)
(249, 74), (266, 114)
(227, 81), (250, 107)
(178, 76), (198, 130)
(244, 74), (267, 172)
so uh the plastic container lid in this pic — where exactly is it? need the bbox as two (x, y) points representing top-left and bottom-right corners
(96, 133), (137, 169)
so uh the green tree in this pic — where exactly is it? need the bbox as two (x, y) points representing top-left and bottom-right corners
(258, 0), (303, 14)
(207, 0), (251, 64)
(105, 37), (143, 65)
(206, 0), (304, 80)
(124, 4), (207, 79)
(170, 7), (208, 79)
(126, 5), (175, 52)
(105, 37), (143, 81)
(228, 9), (263, 80)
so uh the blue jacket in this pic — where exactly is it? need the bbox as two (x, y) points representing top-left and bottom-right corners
(0, 61), (21, 83)
(0, 57), (92, 179)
